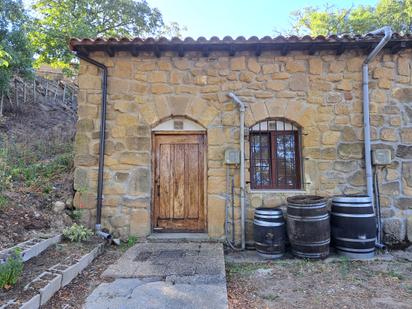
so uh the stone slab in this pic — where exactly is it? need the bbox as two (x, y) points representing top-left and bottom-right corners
(102, 242), (225, 282)
(87, 242), (228, 309)
(20, 294), (40, 309)
(84, 279), (228, 309)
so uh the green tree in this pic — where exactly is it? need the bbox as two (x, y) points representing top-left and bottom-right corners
(30, 0), (166, 72)
(284, 0), (412, 36)
(0, 0), (34, 92)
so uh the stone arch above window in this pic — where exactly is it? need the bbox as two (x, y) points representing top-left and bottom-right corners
(249, 118), (303, 190)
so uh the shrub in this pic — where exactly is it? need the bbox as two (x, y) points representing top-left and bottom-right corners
(0, 250), (24, 289)
(63, 223), (93, 242)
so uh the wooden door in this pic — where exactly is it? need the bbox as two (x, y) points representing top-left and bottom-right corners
(153, 133), (206, 232)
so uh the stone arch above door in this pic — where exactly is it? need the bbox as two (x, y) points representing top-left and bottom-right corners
(152, 116), (206, 131)
(136, 96), (220, 128)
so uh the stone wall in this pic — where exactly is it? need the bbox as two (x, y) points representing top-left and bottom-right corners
(74, 48), (412, 244)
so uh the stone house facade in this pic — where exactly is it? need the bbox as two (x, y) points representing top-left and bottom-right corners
(70, 35), (412, 244)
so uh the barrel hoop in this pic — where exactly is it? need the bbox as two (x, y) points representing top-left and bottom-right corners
(332, 196), (371, 203)
(256, 252), (284, 259)
(331, 212), (375, 218)
(287, 203), (327, 209)
(287, 214), (329, 221)
(253, 220), (285, 227)
(334, 246), (375, 253)
(334, 236), (376, 243)
(255, 209), (283, 215)
(255, 241), (283, 246)
(254, 214), (284, 219)
(292, 250), (325, 258)
(332, 203), (373, 207)
(291, 239), (330, 246)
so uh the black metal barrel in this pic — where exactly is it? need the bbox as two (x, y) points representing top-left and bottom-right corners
(331, 195), (376, 259)
(253, 208), (286, 259)
(287, 195), (330, 259)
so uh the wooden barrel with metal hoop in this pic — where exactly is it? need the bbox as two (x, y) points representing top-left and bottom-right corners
(253, 208), (286, 259)
(287, 195), (330, 259)
(331, 195), (376, 259)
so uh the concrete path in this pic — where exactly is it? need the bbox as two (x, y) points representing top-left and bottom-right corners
(84, 242), (228, 309)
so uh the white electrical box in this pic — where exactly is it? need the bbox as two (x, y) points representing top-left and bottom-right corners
(372, 149), (392, 165)
(225, 148), (240, 165)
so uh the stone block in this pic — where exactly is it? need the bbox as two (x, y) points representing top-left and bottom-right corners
(337, 143), (363, 159)
(396, 145), (412, 159)
(322, 131), (341, 145)
(380, 128), (398, 141)
(396, 198), (412, 210)
(119, 152), (149, 165)
(289, 73), (308, 91)
(266, 80), (287, 91)
(247, 58), (261, 74)
(286, 60), (305, 73)
(407, 215), (412, 241)
(380, 181), (400, 196)
(128, 168), (150, 194)
(20, 294), (40, 309)
(401, 128), (412, 143)
(151, 84), (173, 94)
(230, 57), (246, 70)
(383, 217), (406, 244)
(393, 87), (412, 103)
(39, 273), (62, 305)
(129, 209), (150, 236)
(309, 58), (322, 74)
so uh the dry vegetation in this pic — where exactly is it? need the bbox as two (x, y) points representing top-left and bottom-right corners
(227, 257), (412, 309)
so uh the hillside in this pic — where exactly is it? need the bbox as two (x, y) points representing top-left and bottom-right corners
(0, 76), (78, 249)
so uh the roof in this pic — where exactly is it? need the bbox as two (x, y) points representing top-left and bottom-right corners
(69, 34), (412, 57)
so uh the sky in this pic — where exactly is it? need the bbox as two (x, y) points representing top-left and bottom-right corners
(148, 0), (378, 38)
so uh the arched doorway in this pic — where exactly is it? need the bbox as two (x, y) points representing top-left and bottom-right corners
(152, 117), (207, 232)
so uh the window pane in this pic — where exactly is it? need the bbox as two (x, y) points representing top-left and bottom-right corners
(275, 133), (297, 188)
(250, 134), (271, 187)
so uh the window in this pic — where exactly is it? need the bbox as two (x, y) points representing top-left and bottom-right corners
(250, 119), (302, 190)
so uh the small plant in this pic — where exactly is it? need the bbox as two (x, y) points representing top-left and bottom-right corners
(68, 209), (82, 221)
(120, 235), (139, 252)
(0, 249), (24, 289)
(0, 195), (8, 208)
(63, 223), (93, 242)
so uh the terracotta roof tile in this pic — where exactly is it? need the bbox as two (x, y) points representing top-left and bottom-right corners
(69, 34), (412, 55)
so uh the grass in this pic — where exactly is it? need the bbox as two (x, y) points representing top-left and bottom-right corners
(0, 195), (8, 208)
(120, 235), (139, 252)
(0, 134), (73, 201)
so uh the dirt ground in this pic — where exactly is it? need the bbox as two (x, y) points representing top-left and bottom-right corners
(42, 246), (122, 309)
(227, 255), (412, 309)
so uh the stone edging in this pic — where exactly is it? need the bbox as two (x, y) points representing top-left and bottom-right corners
(1, 243), (104, 309)
(0, 235), (62, 264)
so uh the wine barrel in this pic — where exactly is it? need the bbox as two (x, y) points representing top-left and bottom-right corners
(331, 195), (376, 259)
(287, 195), (330, 259)
(253, 208), (286, 259)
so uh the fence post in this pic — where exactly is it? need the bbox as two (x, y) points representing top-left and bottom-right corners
(33, 79), (36, 103)
(45, 79), (49, 99)
(23, 82), (27, 104)
(0, 91), (3, 117)
(63, 83), (66, 103)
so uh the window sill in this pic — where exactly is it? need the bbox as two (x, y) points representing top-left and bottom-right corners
(249, 189), (308, 194)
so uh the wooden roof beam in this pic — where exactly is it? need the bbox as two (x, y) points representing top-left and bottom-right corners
(281, 44), (289, 56)
(131, 46), (139, 57)
(106, 46), (115, 57)
(336, 44), (345, 55)
(391, 41), (406, 54)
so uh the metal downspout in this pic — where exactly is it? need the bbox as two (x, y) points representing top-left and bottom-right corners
(76, 53), (109, 237)
(362, 26), (392, 246)
(228, 92), (246, 250)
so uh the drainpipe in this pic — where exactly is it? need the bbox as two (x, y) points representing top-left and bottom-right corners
(362, 26), (392, 247)
(75, 53), (111, 241)
(228, 92), (246, 250)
